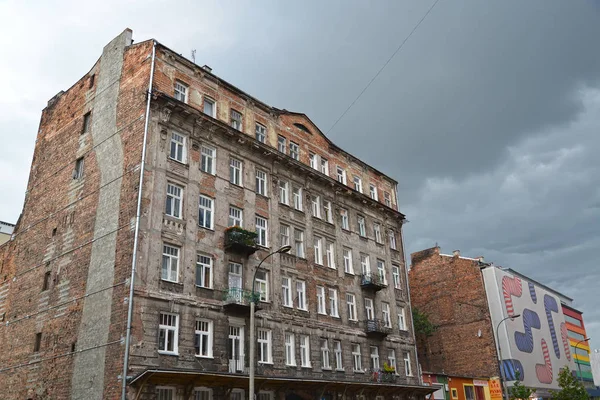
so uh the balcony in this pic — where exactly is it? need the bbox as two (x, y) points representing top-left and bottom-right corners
(224, 227), (258, 256)
(222, 288), (259, 314)
(360, 273), (387, 292)
(228, 355), (247, 374)
(372, 371), (398, 383)
(365, 319), (392, 338)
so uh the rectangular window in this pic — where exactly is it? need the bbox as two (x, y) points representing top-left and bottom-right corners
(194, 388), (212, 400)
(294, 229), (305, 258)
(352, 344), (362, 371)
(311, 195), (321, 218)
(398, 308), (407, 331)
(321, 339), (331, 369)
(158, 313), (179, 354)
(34, 332), (42, 352)
(255, 123), (266, 143)
(257, 328), (272, 364)
(377, 260), (387, 284)
(230, 109), (242, 130)
(229, 158), (243, 186)
(340, 209), (349, 230)
(277, 136), (287, 153)
(292, 187), (303, 211)
(343, 248), (353, 274)
(346, 294), (357, 321)
(300, 335), (311, 367)
(404, 352), (412, 376)
(369, 184), (378, 200)
(42, 271), (51, 291)
(165, 183), (183, 218)
(326, 241), (336, 269)
(389, 230), (397, 250)
(200, 145), (216, 174)
(228, 206), (243, 227)
(334, 341), (343, 370)
(282, 277), (292, 307)
(256, 170), (268, 196)
(289, 142), (300, 160)
(392, 265), (401, 289)
(255, 216), (268, 247)
(336, 166), (347, 184)
(161, 245), (179, 283)
(384, 192), (391, 207)
(285, 333), (296, 366)
(360, 254), (371, 275)
(365, 298), (374, 320)
(228, 326), (245, 372)
(157, 387), (175, 400)
(388, 349), (397, 373)
(170, 132), (186, 163)
(73, 157), (84, 179)
(309, 152), (318, 169)
(280, 224), (290, 247)
(296, 280), (307, 310)
(82, 112), (91, 134)
(198, 195), (214, 229)
(174, 81), (188, 103)
(320, 158), (329, 176)
(203, 97), (216, 117)
(231, 390), (244, 400)
(279, 180), (289, 205)
(382, 302), (391, 328)
(256, 270), (269, 302)
(196, 254), (213, 289)
(195, 319), (213, 358)
(329, 288), (339, 317)
(317, 286), (326, 314)
(564, 314), (582, 327)
(370, 346), (380, 371)
(314, 236), (323, 265)
(353, 176), (362, 193)
(357, 216), (366, 237)
(324, 200), (333, 223)
(374, 223), (382, 243)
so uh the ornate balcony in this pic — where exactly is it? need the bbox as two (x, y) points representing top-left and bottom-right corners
(360, 273), (387, 292)
(365, 319), (392, 338)
(224, 227), (258, 256)
(372, 371), (398, 383)
(222, 288), (259, 314)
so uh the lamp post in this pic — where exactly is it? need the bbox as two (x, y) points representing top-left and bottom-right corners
(495, 314), (521, 400)
(574, 337), (591, 386)
(248, 245), (291, 400)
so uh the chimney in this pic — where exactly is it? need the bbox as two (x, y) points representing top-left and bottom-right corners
(453, 250), (460, 257)
(202, 65), (212, 73)
(477, 256), (485, 262)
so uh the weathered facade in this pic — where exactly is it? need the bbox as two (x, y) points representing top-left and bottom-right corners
(0, 30), (432, 399)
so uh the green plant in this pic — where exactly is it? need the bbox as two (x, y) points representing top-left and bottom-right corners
(510, 371), (534, 400)
(551, 367), (588, 400)
(383, 362), (396, 373)
(412, 307), (436, 337)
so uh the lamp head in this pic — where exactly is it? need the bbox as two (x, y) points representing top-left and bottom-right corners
(277, 245), (292, 254)
(510, 314), (521, 319)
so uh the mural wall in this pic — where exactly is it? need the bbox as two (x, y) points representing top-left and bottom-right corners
(482, 267), (575, 395)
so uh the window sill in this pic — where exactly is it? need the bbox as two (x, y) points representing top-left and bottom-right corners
(285, 364), (297, 368)
(335, 368), (345, 372)
(195, 285), (213, 290)
(322, 367), (333, 371)
(161, 279), (182, 285)
(199, 169), (216, 176)
(344, 272), (355, 276)
(158, 351), (179, 356)
(301, 365), (312, 369)
(341, 228), (352, 233)
(317, 312), (327, 316)
(256, 192), (270, 200)
(297, 308), (309, 313)
(353, 370), (365, 374)
(258, 361), (274, 365)
(330, 315), (340, 319)
(198, 225), (215, 232)
(168, 157), (189, 168)
(195, 355), (214, 359)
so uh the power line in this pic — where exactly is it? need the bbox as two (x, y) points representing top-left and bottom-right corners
(326, 0), (442, 135)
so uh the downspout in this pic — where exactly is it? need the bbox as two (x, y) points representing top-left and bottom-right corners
(121, 40), (156, 400)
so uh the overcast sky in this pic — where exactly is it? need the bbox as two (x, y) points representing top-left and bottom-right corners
(1, 1), (598, 351)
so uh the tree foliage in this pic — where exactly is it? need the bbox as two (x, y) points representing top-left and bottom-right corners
(510, 371), (534, 400)
(412, 307), (436, 337)
(551, 367), (588, 400)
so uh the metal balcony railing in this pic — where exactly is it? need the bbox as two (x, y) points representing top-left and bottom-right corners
(365, 319), (392, 337)
(228, 355), (246, 373)
(360, 272), (387, 291)
(372, 370), (397, 383)
(223, 288), (260, 307)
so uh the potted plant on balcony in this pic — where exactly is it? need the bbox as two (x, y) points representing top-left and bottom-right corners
(225, 226), (258, 248)
(381, 362), (397, 382)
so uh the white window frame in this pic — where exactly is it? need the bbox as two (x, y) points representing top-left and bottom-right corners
(334, 340), (343, 371)
(377, 260), (387, 284)
(195, 319), (213, 358)
(326, 241), (336, 269)
(321, 339), (331, 370)
(229, 158), (243, 186)
(169, 132), (187, 163)
(161, 244), (179, 283)
(300, 335), (311, 367)
(255, 216), (268, 247)
(73, 157), (84, 179)
(398, 308), (407, 331)
(228, 206), (243, 227)
(317, 286), (326, 315)
(282, 277), (293, 307)
(365, 298), (375, 320)
(389, 229), (397, 250)
(357, 216), (366, 237)
(346, 293), (357, 321)
(174, 81), (188, 103)
(343, 248), (354, 274)
(203, 97), (216, 118)
(336, 166), (347, 185)
(360, 254), (371, 275)
(340, 209), (349, 230)
(285, 333), (296, 366)
(277, 136), (287, 153)
(314, 236), (323, 265)
(384, 192), (392, 207)
(311, 195), (321, 218)
(324, 200), (333, 223)
(157, 386), (176, 400)
(255, 270), (269, 302)
(370, 346), (380, 371)
(200, 145), (216, 175)
(320, 157), (329, 176)
(388, 349), (397, 374)
(280, 224), (290, 247)
(196, 254), (213, 289)
(352, 344), (362, 372)
(382, 302), (392, 328)
(279, 180), (289, 205)
(296, 280), (307, 310)
(165, 183), (183, 219)
(158, 313), (179, 355)
(329, 288), (339, 317)
(257, 328), (273, 364)
(256, 170), (268, 196)
(353, 176), (362, 193)
(255, 123), (266, 143)
(289, 141), (300, 160)
(374, 223), (382, 243)
(198, 195), (214, 229)
(392, 265), (401, 289)
(404, 352), (412, 376)
(294, 229), (305, 258)
(309, 152), (318, 169)
(292, 187), (303, 211)
(369, 184), (378, 201)
(194, 387), (213, 400)
(230, 109), (242, 130)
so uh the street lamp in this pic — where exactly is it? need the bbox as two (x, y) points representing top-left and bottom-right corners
(249, 245), (291, 400)
(495, 314), (521, 400)
(574, 337), (591, 386)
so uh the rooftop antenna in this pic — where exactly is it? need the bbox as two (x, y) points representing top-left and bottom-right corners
(191, 49), (196, 64)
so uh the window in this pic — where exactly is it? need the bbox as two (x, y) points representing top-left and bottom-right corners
(88, 74), (95, 89)
(382, 302), (391, 328)
(174, 81), (188, 103)
(255, 270), (269, 302)
(280, 224), (290, 247)
(289, 142), (300, 160)
(161, 245), (179, 282)
(317, 286), (326, 315)
(198, 195), (214, 229)
(388, 349), (397, 373)
(340, 209), (349, 230)
(374, 223), (382, 243)
(314, 236), (323, 265)
(404, 352), (412, 376)
(326, 241), (336, 269)
(292, 187), (303, 211)
(200, 145), (216, 174)
(398, 308), (407, 331)
(82, 112), (91, 134)
(321, 339), (331, 369)
(195, 319), (213, 357)
(357, 216), (366, 237)
(564, 314), (582, 327)
(392, 265), (401, 289)
(196, 254), (213, 289)
(324, 200), (333, 223)
(277, 136), (286, 153)
(377, 260), (387, 284)
(352, 344), (362, 371)
(229, 158), (242, 186)
(360, 254), (371, 275)
(165, 183), (183, 218)
(309, 152), (318, 169)
(311, 195), (321, 218)
(353, 176), (362, 193)
(369, 184), (378, 201)
(42, 271), (51, 291)
(257, 328), (272, 364)
(329, 288), (339, 317)
(384, 192), (391, 207)
(300, 335), (311, 367)
(255, 123), (266, 143)
(231, 390), (245, 400)
(256, 170), (267, 196)
(203, 97), (215, 117)
(256, 216), (268, 247)
(228, 326), (245, 372)
(285, 333), (296, 366)
(194, 388), (212, 400)
(320, 158), (329, 175)
(34, 332), (42, 352)
(158, 313), (178, 354)
(451, 389), (458, 399)
(294, 229), (305, 258)
(343, 248), (353, 274)
(228, 206), (243, 227)
(365, 298), (374, 320)
(346, 294), (357, 321)
(389, 230), (397, 250)
(157, 387), (175, 400)
(370, 346), (380, 371)
(296, 280), (307, 310)
(73, 157), (84, 179)
(170, 132), (187, 163)
(282, 277), (292, 307)
(230, 109), (242, 130)
(336, 166), (347, 184)
(279, 180), (289, 205)
(334, 341), (343, 370)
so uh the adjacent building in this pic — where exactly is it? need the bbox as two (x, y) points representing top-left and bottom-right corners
(560, 304), (593, 386)
(0, 29), (432, 400)
(0, 220), (14, 245)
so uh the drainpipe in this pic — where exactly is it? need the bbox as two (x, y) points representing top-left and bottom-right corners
(121, 40), (156, 400)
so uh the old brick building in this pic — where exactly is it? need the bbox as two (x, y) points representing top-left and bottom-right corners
(0, 29), (432, 400)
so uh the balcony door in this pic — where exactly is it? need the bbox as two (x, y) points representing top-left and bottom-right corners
(228, 262), (243, 301)
(365, 298), (374, 320)
(228, 326), (245, 372)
